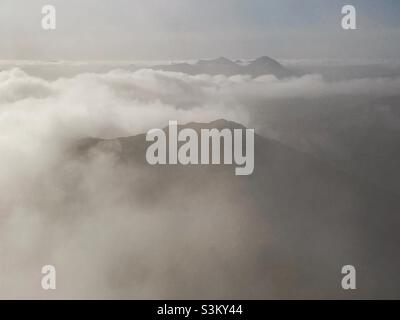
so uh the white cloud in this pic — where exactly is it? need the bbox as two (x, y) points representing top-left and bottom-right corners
(1, 67), (400, 298)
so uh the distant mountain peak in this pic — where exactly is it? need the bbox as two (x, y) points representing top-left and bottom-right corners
(208, 119), (246, 129)
(252, 56), (280, 65)
(213, 57), (234, 64)
(152, 55), (292, 78)
(198, 57), (235, 66)
(175, 119), (247, 133)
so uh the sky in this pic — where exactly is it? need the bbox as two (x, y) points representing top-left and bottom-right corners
(1, 0), (400, 60)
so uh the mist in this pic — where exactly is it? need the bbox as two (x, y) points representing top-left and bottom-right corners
(1, 65), (400, 298)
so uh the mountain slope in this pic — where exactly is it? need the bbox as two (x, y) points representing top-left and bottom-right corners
(70, 120), (400, 299)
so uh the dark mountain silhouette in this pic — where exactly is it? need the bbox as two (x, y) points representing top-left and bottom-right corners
(7, 56), (293, 80)
(152, 56), (293, 78)
(71, 120), (400, 299)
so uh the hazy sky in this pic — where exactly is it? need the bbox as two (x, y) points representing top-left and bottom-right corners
(1, 0), (400, 60)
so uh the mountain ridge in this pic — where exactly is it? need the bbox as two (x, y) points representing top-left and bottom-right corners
(152, 56), (293, 78)
(68, 119), (400, 298)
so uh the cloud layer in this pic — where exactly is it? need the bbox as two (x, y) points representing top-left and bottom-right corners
(1, 67), (400, 298)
